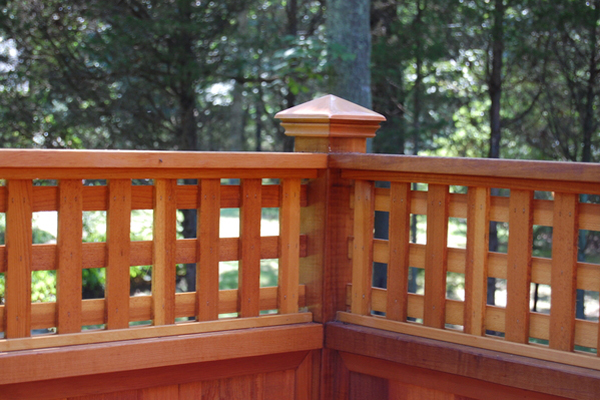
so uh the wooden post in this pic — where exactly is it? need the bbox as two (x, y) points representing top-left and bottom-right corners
(276, 94), (384, 399)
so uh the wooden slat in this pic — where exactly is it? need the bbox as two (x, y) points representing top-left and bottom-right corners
(238, 179), (262, 317)
(550, 192), (579, 351)
(106, 179), (132, 329)
(152, 179), (177, 325)
(386, 182), (411, 321)
(25, 284), (307, 331)
(56, 179), (83, 334)
(278, 178), (301, 314)
(337, 312), (600, 372)
(464, 187), (490, 336)
(5, 180), (32, 338)
(423, 185), (449, 328)
(351, 180), (375, 315)
(197, 179), (221, 321)
(0, 321), (322, 380)
(505, 189), (534, 344)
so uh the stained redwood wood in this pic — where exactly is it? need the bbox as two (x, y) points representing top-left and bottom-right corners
(351, 180), (375, 315)
(197, 179), (221, 321)
(106, 180), (132, 330)
(423, 185), (449, 329)
(0, 352), (308, 400)
(152, 179), (177, 325)
(505, 189), (534, 344)
(56, 180), (83, 334)
(341, 169), (600, 196)
(332, 153), (600, 186)
(464, 187), (490, 336)
(140, 385), (178, 400)
(386, 182), (411, 322)
(278, 178), (301, 314)
(349, 371), (389, 400)
(5, 180), (32, 338)
(238, 179), (262, 317)
(550, 193), (579, 351)
(294, 351), (313, 400)
(328, 322), (600, 399)
(341, 352), (569, 400)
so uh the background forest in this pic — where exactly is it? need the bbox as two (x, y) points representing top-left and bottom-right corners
(0, 0), (598, 326)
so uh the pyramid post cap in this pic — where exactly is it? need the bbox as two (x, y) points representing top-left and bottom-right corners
(275, 94), (386, 123)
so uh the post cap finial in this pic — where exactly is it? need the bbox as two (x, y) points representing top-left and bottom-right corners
(275, 95), (385, 144)
(275, 94), (386, 123)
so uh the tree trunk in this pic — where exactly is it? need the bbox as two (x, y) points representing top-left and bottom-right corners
(326, 0), (372, 108)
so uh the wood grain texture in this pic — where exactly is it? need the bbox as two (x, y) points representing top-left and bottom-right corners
(423, 185), (449, 328)
(505, 189), (534, 344)
(57, 179), (84, 334)
(341, 352), (569, 400)
(351, 180), (375, 315)
(329, 321), (600, 399)
(463, 187), (490, 336)
(550, 193), (579, 351)
(278, 178), (301, 314)
(386, 182), (411, 322)
(197, 179), (221, 321)
(106, 179), (131, 329)
(5, 180), (32, 338)
(152, 179), (177, 325)
(239, 179), (262, 317)
(0, 351), (307, 400)
(332, 153), (600, 186)
(0, 323), (323, 385)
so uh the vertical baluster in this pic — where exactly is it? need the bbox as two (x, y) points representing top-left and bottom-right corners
(239, 179), (262, 317)
(505, 189), (533, 344)
(423, 184), (449, 328)
(153, 179), (177, 325)
(57, 179), (83, 334)
(197, 179), (221, 321)
(278, 178), (301, 314)
(5, 180), (32, 338)
(351, 180), (375, 315)
(464, 186), (490, 336)
(386, 182), (411, 321)
(550, 192), (579, 351)
(106, 179), (132, 330)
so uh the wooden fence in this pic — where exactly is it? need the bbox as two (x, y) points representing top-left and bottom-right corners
(0, 94), (599, 399)
(0, 151), (325, 352)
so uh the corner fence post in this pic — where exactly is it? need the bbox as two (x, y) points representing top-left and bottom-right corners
(276, 95), (384, 399)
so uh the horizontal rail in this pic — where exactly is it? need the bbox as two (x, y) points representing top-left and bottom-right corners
(0, 184), (308, 213)
(0, 236), (307, 273)
(0, 149), (328, 171)
(331, 153), (600, 185)
(0, 285), (307, 336)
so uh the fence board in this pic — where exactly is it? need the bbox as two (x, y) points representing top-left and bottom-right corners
(197, 179), (221, 321)
(278, 178), (301, 314)
(57, 179), (83, 334)
(464, 187), (490, 336)
(351, 180), (375, 315)
(152, 179), (177, 325)
(386, 182), (411, 322)
(550, 192), (579, 351)
(106, 179), (132, 329)
(239, 179), (262, 317)
(505, 189), (534, 344)
(5, 180), (32, 338)
(423, 185), (449, 328)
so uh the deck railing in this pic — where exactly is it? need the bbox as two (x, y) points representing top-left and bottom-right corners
(0, 150), (326, 351)
(1, 94), (599, 378)
(336, 153), (600, 371)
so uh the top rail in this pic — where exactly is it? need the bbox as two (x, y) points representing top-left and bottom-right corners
(0, 150), (328, 179)
(331, 153), (600, 190)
